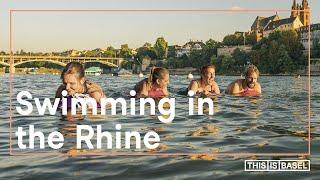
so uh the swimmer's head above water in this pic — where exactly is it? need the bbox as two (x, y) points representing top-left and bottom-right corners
(244, 64), (260, 89)
(200, 64), (216, 86)
(148, 67), (170, 89)
(61, 62), (86, 96)
(134, 67), (170, 98)
(187, 64), (220, 96)
(56, 62), (105, 102)
(226, 64), (261, 96)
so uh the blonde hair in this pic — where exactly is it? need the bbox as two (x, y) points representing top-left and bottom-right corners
(245, 64), (259, 77)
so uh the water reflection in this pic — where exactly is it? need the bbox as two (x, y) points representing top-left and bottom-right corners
(0, 74), (319, 179)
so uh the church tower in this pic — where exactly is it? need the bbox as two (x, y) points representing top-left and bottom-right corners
(291, 0), (310, 26)
(291, 0), (299, 18)
(300, 0), (310, 26)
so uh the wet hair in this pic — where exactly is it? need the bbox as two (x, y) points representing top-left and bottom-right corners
(245, 64), (259, 77)
(148, 67), (169, 84)
(61, 62), (85, 80)
(200, 64), (215, 74)
(200, 64), (215, 78)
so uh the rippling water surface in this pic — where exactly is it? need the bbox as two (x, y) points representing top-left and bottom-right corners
(0, 74), (319, 179)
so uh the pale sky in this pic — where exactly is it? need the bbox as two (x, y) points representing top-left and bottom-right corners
(0, 0), (319, 52)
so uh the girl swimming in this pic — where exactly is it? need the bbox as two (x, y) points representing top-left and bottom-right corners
(55, 62), (105, 104)
(134, 67), (169, 98)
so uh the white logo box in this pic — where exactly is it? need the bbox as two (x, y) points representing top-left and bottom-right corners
(244, 160), (310, 171)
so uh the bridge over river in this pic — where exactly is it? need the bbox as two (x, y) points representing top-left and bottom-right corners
(0, 55), (124, 73)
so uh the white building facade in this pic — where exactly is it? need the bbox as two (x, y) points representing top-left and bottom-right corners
(297, 23), (320, 50)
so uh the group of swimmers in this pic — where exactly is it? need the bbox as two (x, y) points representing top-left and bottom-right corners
(55, 62), (262, 103)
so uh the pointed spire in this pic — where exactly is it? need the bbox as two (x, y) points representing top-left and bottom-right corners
(292, 0), (297, 8)
(302, 0), (309, 7)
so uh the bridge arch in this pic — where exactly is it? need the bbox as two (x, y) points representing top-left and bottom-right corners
(14, 59), (66, 67)
(0, 61), (9, 66)
(0, 55), (124, 70)
(83, 60), (121, 68)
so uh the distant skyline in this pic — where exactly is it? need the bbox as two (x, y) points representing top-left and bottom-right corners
(0, 0), (319, 52)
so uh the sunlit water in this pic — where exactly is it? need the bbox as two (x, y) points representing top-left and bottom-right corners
(0, 74), (319, 179)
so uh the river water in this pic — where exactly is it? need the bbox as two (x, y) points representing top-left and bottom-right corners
(0, 74), (319, 179)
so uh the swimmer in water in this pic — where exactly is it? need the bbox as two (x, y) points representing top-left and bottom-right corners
(226, 64), (261, 96)
(55, 62), (105, 103)
(188, 64), (220, 97)
(134, 67), (169, 98)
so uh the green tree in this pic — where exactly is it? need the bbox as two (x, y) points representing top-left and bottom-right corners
(143, 42), (152, 49)
(102, 46), (116, 57)
(137, 42), (157, 60)
(120, 44), (132, 58)
(154, 37), (168, 59)
(237, 35), (244, 45)
(222, 33), (248, 46)
(245, 33), (257, 45)
(223, 34), (238, 46)
(232, 48), (248, 73)
(221, 56), (236, 73)
(202, 39), (222, 60)
(251, 30), (306, 74)
(188, 49), (205, 68)
(256, 44), (269, 74)
(248, 50), (260, 67)
(84, 50), (98, 57)
(312, 39), (320, 58)
(167, 46), (176, 58)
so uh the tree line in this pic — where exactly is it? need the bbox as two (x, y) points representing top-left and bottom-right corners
(165, 30), (311, 75)
(1, 30), (317, 75)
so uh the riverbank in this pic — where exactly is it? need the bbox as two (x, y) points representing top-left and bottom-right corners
(1, 67), (319, 76)
(11, 67), (61, 75)
(2, 72), (319, 76)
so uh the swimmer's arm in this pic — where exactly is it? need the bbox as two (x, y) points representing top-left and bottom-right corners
(163, 87), (169, 97)
(204, 83), (219, 97)
(255, 83), (262, 94)
(90, 91), (105, 103)
(229, 83), (241, 96)
(136, 81), (149, 98)
(88, 85), (106, 102)
(212, 82), (220, 95)
(86, 82), (106, 102)
(188, 80), (199, 93)
(55, 85), (65, 98)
